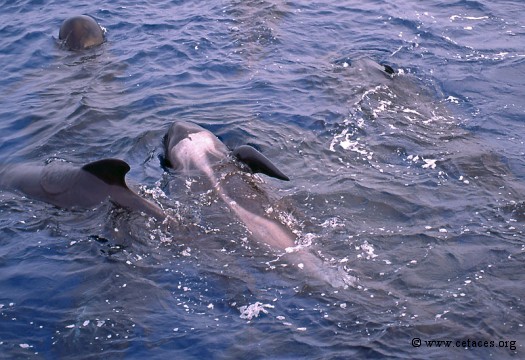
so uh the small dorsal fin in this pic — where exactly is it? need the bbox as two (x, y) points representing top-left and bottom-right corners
(232, 145), (290, 181)
(81, 159), (130, 187)
(382, 64), (395, 75)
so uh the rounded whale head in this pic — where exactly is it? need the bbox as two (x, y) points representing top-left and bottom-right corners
(163, 121), (229, 172)
(59, 15), (104, 51)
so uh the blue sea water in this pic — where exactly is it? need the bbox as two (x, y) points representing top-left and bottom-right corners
(0, 0), (524, 358)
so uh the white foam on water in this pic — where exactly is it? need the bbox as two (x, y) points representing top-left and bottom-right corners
(238, 302), (274, 320)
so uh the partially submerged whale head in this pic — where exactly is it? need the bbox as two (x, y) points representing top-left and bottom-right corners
(59, 15), (105, 51)
(164, 121), (289, 180)
(0, 158), (165, 220)
(164, 121), (229, 173)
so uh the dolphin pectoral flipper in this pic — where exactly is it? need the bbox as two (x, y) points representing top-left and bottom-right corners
(81, 159), (130, 187)
(232, 145), (290, 181)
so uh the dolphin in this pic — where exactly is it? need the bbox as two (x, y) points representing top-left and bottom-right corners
(0, 158), (165, 220)
(59, 15), (105, 51)
(163, 121), (355, 287)
(163, 121), (293, 247)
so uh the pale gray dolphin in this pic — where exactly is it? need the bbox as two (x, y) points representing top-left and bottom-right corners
(0, 158), (165, 220)
(164, 121), (293, 249)
(59, 15), (105, 51)
(164, 121), (356, 287)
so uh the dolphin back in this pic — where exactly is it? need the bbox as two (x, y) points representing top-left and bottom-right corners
(0, 159), (166, 220)
(0, 161), (87, 207)
(0, 164), (45, 195)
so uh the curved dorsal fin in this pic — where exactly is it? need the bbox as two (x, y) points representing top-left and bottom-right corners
(382, 64), (395, 75)
(81, 159), (130, 187)
(232, 145), (290, 181)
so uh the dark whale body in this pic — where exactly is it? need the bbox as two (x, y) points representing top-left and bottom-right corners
(0, 159), (165, 220)
(59, 15), (105, 51)
(164, 121), (355, 288)
(164, 121), (293, 249)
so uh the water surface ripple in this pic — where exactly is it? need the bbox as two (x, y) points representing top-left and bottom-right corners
(0, 0), (524, 358)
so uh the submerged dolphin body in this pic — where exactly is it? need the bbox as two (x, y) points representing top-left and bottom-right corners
(59, 15), (105, 51)
(0, 159), (165, 220)
(164, 121), (355, 288)
(164, 121), (294, 249)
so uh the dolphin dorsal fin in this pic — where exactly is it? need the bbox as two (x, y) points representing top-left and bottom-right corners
(81, 159), (130, 187)
(232, 145), (290, 181)
(382, 64), (395, 75)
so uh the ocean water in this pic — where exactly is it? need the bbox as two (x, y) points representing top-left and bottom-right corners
(0, 0), (524, 359)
